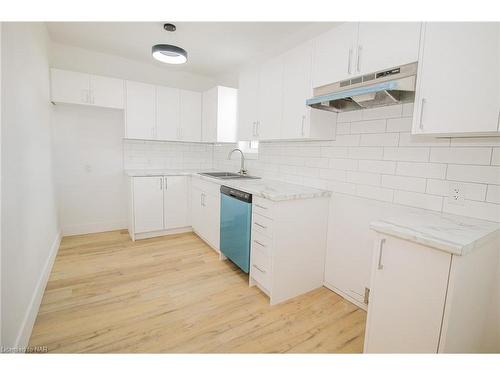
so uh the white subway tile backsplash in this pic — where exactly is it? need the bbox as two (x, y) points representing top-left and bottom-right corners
(321, 146), (349, 158)
(362, 104), (402, 120)
(381, 175), (427, 193)
(447, 165), (500, 185)
(358, 160), (396, 174)
(383, 147), (430, 162)
(346, 171), (381, 186)
(329, 158), (359, 171)
(336, 123), (351, 135)
(327, 181), (357, 195)
(394, 190), (443, 211)
(426, 179), (487, 202)
(492, 148), (500, 166)
(443, 199), (500, 223)
(337, 110), (363, 123)
(398, 133), (451, 147)
(486, 185), (500, 204)
(356, 185), (394, 202)
(333, 134), (361, 146)
(349, 147), (384, 160)
(350, 119), (386, 134)
(430, 147), (492, 165)
(386, 117), (412, 132)
(396, 162), (447, 179)
(450, 137), (500, 147)
(320, 168), (346, 182)
(360, 133), (399, 147)
(401, 103), (414, 117)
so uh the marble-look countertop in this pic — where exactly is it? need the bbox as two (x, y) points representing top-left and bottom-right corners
(370, 211), (500, 256)
(124, 169), (331, 202)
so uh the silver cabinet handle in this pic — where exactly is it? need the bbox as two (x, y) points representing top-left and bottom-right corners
(356, 45), (362, 72)
(253, 240), (266, 248)
(301, 115), (305, 136)
(255, 204), (268, 210)
(253, 265), (266, 274)
(164, 177), (167, 190)
(81, 89), (89, 103)
(377, 238), (386, 270)
(254, 222), (267, 229)
(256, 121), (260, 137)
(347, 48), (353, 74)
(419, 98), (426, 131)
(497, 109), (500, 131)
(252, 122), (256, 137)
(159, 177), (163, 190)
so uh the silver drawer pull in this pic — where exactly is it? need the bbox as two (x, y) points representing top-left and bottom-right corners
(255, 204), (268, 210)
(254, 222), (267, 229)
(378, 238), (386, 270)
(253, 265), (266, 274)
(253, 240), (266, 248)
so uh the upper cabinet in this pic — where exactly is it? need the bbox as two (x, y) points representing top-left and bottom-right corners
(257, 56), (283, 140)
(50, 68), (124, 109)
(124, 81), (202, 142)
(412, 23), (500, 136)
(238, 67), (260, 141)
(356, 23), (421, 75)
(202, 86), (238, 143)
(311, 23), (421, 87)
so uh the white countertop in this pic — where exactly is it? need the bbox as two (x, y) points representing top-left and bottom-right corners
(370, 211), (500, 256)
(124, 169), (332, 202)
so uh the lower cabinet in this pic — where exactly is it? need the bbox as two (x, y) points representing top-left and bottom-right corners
(191, 177), (221, 251)
(128, 175), (189, 240)
(249, 195), (330, 305)
(364, 232), (500, 353)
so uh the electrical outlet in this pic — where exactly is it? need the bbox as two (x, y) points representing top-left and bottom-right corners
(448, 182), (465, 206)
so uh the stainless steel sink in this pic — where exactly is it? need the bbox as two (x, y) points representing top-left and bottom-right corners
(198, 172), (261, 180)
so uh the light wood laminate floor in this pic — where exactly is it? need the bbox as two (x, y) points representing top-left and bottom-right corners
(29, 230), (366, 353)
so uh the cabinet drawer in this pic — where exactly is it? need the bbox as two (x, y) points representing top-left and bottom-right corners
(253, 196), (274, 219)
(251, 243), (271, 273)
(191, 176), (221, 197)
(252, 213), (274, 238)
(251, 264), (271, 291)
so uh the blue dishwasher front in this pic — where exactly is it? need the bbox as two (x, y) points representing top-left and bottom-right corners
(220, 185), (252, 273)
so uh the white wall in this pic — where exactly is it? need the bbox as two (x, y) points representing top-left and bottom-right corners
(50, 42), (217, 92)
(52, 105), (127, 236)
(1, 23), (60, 348)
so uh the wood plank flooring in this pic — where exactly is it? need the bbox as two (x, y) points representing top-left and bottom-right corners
(29, 230), (366, 353)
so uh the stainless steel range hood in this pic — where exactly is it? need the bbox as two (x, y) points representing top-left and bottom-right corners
(306, 62), (417, 113)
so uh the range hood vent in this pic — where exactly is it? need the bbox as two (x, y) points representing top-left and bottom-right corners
(306, 62), (417, 113)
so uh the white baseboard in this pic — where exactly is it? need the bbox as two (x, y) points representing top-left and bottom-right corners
(323, 282), (368, 311)
(14, 230), (62, 350)
(62, 220), (127, 236)
(133, 226), (192, 240)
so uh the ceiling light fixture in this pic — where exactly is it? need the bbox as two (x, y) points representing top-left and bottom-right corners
(152, 23), (187, 65)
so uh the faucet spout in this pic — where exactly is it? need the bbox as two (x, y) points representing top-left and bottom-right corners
(228, 148), (247, 175)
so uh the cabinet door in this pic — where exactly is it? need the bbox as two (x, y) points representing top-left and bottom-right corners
(180, 89), (202, 142)
(202, 87), (218, 142)
(282, 42), (313, 139)
(156, 86), (180, 141)
(237, 67), (260, 140)
(412, 23), (500, 135)
(356, 23), (421, 74)
(164, 176), (189, 229)
(364, 235), (451, 353)
(51, 69), (90, 105)
(125, 81), (156, 140)
(133, 177), (164, 233)
(191, 187), (204, 235)
(90, 75), (124, 109)
(312, 23), (358, 88)
(203, 192), (221, 250)
(258, 56), (283, 140)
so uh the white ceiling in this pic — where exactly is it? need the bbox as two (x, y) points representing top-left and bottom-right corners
(46, 22), (337, 79)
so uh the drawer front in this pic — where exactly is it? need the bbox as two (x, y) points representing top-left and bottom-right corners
(251, 244), (271, 273)
(251, 264), (271, 291)
(252, 213), (274, 238)
(191, 176), (221, 197)
(253, 196), (274, 219)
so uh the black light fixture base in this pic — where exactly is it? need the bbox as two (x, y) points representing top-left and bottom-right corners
(163, 23), (176, 32)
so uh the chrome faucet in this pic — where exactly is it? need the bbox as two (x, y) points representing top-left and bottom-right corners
(228, 148), (247, 175)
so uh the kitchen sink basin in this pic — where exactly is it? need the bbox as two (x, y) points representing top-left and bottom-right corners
(198, 172), (261, 180)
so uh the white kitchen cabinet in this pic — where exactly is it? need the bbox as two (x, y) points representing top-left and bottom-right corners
(191, 177), (220, 251)
(132, 176), (165, 234)
(364, 234), (451, 353)
(257, 56), (283, 140)
(282, 42), (337, 140)
(128, 175), (190, 240)
(237, 67), (260, 141)
(164, 176), (189, 229)
(312, 23), (359, 88)
(249, 195), (329, 305)
(156, 86), (180, 141)
(356, 23), (421, 75)
(125, 81), (156, 140)
(412, 22), (500, 136)
(202, 86), (238, 143)
(89, 75), (124, 109)
(179, 89), (202, 142)
(51, 69), (124, 109)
